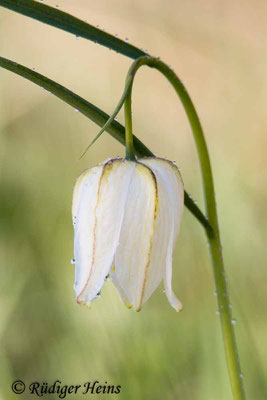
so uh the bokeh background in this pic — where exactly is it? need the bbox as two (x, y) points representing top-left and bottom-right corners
(0, 1), (266, 399)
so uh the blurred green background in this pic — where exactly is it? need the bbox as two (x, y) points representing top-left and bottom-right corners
(0, 1), (266, 399)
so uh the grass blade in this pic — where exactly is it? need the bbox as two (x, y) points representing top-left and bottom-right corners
(0, 0), (146, 59)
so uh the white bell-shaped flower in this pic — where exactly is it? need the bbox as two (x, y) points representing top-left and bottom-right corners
(72, 157), (184, 311)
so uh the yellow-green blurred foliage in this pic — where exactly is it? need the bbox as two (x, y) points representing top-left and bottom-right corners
(0, 1), (266, 399)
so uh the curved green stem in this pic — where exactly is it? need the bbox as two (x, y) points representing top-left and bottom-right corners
(112, 56), (245, 399)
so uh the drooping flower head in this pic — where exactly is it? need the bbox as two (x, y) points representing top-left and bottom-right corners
(72, 156), (184, 311)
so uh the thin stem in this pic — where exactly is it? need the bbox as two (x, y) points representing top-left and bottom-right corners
(119, 56), (245, 400)
(124, 83), (136, 160)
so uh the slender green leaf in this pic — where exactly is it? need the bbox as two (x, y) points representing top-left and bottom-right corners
(0, 0), (146, 60)
(0, 55), (211, 233)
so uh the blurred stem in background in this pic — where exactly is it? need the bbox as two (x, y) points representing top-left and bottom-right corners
(0, 1), (246, 399)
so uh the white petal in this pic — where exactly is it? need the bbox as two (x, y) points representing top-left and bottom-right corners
(139, 158), (184, 311)
(72, 165), (104, 303)
(165, 229), (183, 311)
(111, 162), (158, 311)
(73, 159), (135, 305)
(110, 263), (132, 309)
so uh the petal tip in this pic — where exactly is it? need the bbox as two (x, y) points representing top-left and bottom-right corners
(175, 301), (183, 312)
(77, 298), (92, 309)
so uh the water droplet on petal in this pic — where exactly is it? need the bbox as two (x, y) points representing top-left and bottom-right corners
(96, 25), (100, 28)
(75, 109), (79, 112)
(56, 5), (59, 8)
(76, 35), (80, 40)
(115, 34), (118, 38)
(214, 291), (217, 296)
(240, 373), (244, 378)
(216, 311), (220, 315)
(70, 258), (75, 265)
(125, 38), (129, 42)
(229, 304), (232, 308)
(232, 319), (237, 325)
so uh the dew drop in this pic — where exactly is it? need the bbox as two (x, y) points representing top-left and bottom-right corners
(169, 65), (172, 69)
(216, 311), (220, 316)
(229, 304), (232, 308)
(125, 38), (129, 42)
(70, 258), (75, 265)
(104, 275), (109, 282)
(96, 25), (100, 28)
(56, 5), (59, 8)
(232, 319), (237, 325)
(32, 67), (36, 71)
(75, 109), (79, 112)
(213, 291), (217, 296)
(40, 0), (44, 2)
(240, 373), (244, 378)
(76, 35), (80, 40)
(115, 34), (118, 38)
(163, 290), (166, 293)
(207, 242), (211, 248)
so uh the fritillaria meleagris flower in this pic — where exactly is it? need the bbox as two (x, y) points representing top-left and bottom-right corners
(72, 157), (184, 311)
